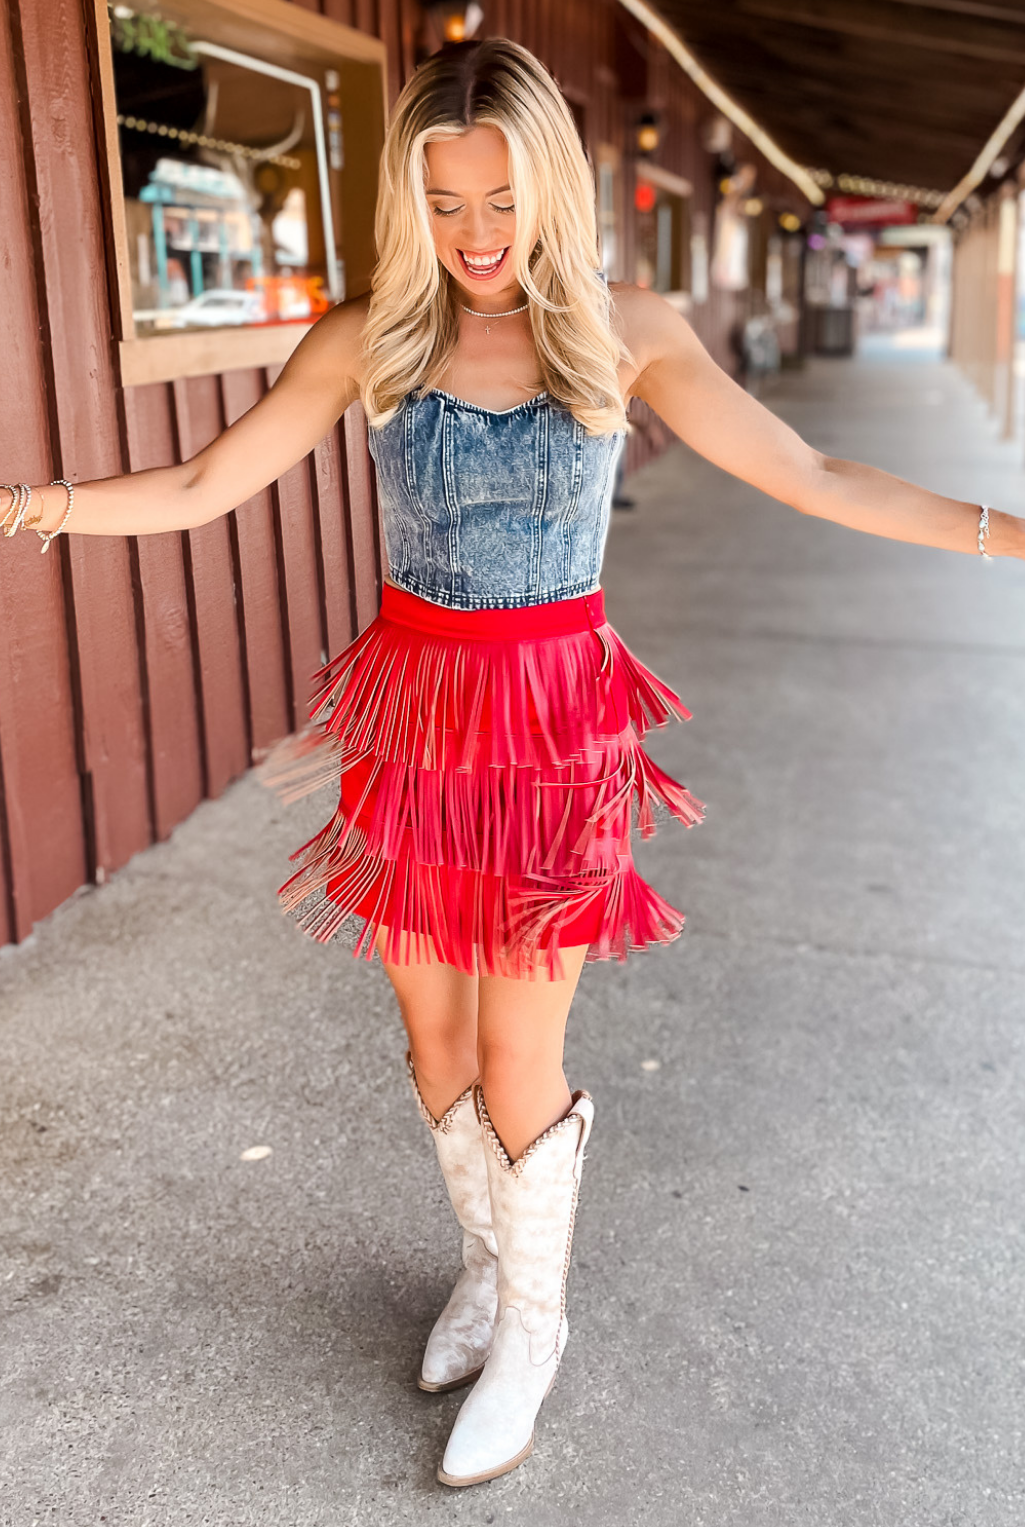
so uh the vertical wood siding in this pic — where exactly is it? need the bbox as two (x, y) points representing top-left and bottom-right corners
(0, 0), (806, 945)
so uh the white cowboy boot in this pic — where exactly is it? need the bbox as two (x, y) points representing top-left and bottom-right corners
(437, 1086), (594, 1487)
(406, 1054), (499, 1392)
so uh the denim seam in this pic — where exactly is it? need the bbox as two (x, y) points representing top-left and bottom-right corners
(440, 402), (461, 604)
(591, 435), (620, 576)
(401, 395), (434, 581)
(528, 401), (548, 597)
(562, 415), (586, 587)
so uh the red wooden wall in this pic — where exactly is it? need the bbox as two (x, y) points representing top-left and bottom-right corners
(0, 0), (806, 947)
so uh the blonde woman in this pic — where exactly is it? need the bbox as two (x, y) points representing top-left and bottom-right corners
(4, 35), (1021, 1490)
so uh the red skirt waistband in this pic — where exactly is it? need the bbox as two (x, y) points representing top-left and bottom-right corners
(379, 581), (606, 639)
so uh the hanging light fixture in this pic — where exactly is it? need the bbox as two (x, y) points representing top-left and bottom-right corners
(423, 0), (484, 43)
(636, 112), (660, 156)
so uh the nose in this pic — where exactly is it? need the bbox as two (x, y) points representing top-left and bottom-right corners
(463, 204), (501, 249)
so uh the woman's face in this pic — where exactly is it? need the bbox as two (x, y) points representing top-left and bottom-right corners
(424, 125), (524, 305)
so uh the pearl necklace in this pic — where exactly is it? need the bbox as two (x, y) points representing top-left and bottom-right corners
(461, 299), (529, 336)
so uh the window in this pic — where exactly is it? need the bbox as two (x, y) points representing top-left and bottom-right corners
(634, 164), (692, 299)
(94, 0), (387, 384)
(595, 144), (623, 282)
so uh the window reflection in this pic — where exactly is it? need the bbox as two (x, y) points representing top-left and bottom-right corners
(109, 3), (343, 335)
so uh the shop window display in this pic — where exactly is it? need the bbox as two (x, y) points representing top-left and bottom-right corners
(94, 0), (386, 382)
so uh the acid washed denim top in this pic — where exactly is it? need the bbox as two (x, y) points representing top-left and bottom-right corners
(366, 278), (626, 610)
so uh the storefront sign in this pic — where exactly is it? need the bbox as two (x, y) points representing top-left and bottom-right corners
(826, 196), (918, 227)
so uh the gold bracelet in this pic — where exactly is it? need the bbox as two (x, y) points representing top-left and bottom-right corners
(24, 488), (44, 530)
(1, 482), (44, 535)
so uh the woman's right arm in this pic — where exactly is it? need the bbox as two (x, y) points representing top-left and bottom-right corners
(6, 294), (369, 540)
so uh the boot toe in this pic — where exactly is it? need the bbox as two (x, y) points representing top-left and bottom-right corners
(437, 1432), (534, 1487)
(437, 1310), (558, 1484)
(438, 1409), (535, 1485)
(418, 1340), (487, 1391)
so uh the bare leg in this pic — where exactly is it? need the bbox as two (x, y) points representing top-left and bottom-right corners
(375, 925), (480, 1119)
(476, 946), (589, 1162)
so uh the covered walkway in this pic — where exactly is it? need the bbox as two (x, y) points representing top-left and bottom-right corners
(3, 347), (1024, 1524)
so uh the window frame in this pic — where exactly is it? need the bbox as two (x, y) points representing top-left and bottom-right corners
(90, 0), (388, 386)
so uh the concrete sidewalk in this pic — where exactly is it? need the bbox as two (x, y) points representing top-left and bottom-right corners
(3, 345), (1025, 1526)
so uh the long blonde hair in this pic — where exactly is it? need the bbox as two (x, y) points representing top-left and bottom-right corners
(360, 37), (632, 438)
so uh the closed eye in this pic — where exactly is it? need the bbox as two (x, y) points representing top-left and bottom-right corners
(431, 204), (516, 216)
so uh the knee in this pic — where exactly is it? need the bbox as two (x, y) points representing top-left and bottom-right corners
(395, 984), (473, 1043)
(477, 1033), (557, 1097)
(404, 1004), (478, 1078)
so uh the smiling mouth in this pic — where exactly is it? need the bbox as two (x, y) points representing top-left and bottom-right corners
(458, 247), (509, 279)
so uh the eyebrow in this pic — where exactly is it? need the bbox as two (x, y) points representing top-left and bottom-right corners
(425, 184), (512, 197)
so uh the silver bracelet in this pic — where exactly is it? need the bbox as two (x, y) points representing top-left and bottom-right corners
(0, 484), (22, 532)
(978, 503), (993, 560)
(37, 479), (74, 553)
(1, 483), (32, 538)
(0, 482), (19, 531)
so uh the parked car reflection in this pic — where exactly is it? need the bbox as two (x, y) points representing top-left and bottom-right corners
(166, 288), (268, 327)
(133, 275), (331, 333)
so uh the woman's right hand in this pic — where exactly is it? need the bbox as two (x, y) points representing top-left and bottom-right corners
(1, 293), (369, 541)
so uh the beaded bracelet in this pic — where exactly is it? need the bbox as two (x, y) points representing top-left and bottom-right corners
(0, 479), (73, 551)
(978, 502), (993, 560)
(0, 483), (23, 534)
(37, 479), (74, 553)
(0, 483), (40, 538)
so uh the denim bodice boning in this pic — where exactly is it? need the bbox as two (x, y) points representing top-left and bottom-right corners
(367, 387), (626, 611)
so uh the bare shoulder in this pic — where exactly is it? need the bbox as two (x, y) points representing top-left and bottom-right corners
(274, 290), (372, 417)
(293, 289), (372, 387)
(606, 280), (695, 371)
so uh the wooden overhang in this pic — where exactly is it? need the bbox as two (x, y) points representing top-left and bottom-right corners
(646, 0), (1025, 200)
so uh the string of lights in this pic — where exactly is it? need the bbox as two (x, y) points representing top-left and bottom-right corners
(614, 0), (824, 206)
(804, 169), (946, 210)
(116, 113), (302, 170)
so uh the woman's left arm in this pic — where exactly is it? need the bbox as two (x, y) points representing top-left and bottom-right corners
(625, 287), (1025, 562)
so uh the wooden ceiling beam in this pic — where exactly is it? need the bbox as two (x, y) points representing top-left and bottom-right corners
(884, 0), (1025, 24)
(669, 14), (1024, 92)
(677, 67), (1017, 141)
(737, 0), (1025, 64)
(670, 28), (1022, 124)
(711, 86), (995, 179)
(733, 56), (1011, 109)
(739, 73), (1016, 132)
(778, 126), (986, 171)
(649, 0), (1025, 189)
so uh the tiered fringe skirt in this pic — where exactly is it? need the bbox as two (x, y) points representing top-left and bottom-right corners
(261, 583), (705, 980)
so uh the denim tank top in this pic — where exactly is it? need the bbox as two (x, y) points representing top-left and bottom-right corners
(366, 273), (626, 610)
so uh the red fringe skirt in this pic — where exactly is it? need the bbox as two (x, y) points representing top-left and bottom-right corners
(262, 583), (705, 980)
